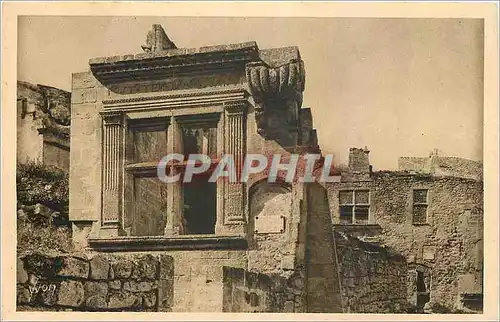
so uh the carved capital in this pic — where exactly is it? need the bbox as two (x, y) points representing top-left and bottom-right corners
(224, 100), (247, 116)
(100, 111), (123, 126)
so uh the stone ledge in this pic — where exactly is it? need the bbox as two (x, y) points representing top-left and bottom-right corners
(88, 235), (248, 252)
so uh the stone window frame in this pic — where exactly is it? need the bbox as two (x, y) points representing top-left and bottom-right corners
(94, 91), (249, 249)
(412, 188), (430, 225)
(338, 189), (371, 225)
(121, 112), (223, 237)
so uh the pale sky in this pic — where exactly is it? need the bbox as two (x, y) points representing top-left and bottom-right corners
(18, 17), (484, 170)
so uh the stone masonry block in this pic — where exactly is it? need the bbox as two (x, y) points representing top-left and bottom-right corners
(131, 255), (158, 280)
(56, 256), (89, 279)
(17, 258), (28, 284)
(108, 291), (141, 309)
(72, 72), (97, 89)
(57, 280), (85, 307)
(90, 255), (110, 280)
(84, 281), (109, 298)
(113, 260), (133, 279)
(72, 88), (97, 104)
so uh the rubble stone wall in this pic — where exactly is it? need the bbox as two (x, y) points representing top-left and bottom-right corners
(222, 267), (305, 312)
(371, 172), (483, 311)
(324, 172), (483, 312)
(17, 253), (174, 311)
(333, 231), (408, 313)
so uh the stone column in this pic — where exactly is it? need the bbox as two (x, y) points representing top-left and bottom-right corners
(223, 101), (247, 225)
(164, 116), (184, 235)
(100, 111), (124, 237)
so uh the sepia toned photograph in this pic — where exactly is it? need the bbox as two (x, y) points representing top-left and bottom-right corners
(2, 2), (499, 320)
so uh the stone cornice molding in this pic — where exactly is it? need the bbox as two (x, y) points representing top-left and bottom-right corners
(102, 88), (248, 112)
(90, 42), (259, 83)
(88, 235), (248, 252)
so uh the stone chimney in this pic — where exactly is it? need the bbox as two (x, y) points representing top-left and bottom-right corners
(348, 147), (371, 173)
(141, 24), (177, 53)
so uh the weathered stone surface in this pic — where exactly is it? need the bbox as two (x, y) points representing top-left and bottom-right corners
(39, 285), (58, 306)
(159, 255), (174, 279)
(89, 255), (110, 280)
(17, 285), (32, 304)
(84, 281), (109, 298)
(17, 258), (29, 284)
(123, 281), (154, 293)
(131, 255), (158, 280)
(57, 280), (85, 307)
(56, 256), (89, 279)
(23, 254), (58, 278)
(108, 291), (141, 309)
(72, 88), (97, 104)
(142, 291), (158, 308)
(85, 295), (108, 310)
(113, 260), (133, 279)
(157, 279), (174, 311)
(108, 280), (121, 290)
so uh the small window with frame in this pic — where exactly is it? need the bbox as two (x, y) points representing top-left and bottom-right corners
(339, 189), (370, 224)
(412, 189), (429, 225)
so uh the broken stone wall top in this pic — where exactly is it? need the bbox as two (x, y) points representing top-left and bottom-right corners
(398, 150), (482, 180)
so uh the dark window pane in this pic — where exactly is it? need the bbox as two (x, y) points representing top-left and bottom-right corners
(339, 206), (353, 224)
(182, 127), (217, 156)
(131, 175), (168, 236)
(413, 205), (428, 224)
(354, 205), (369, 223)
(355, 190), (370, 204)
(339, 191), (353, 205)
(183, 179), (216, 234)
(413, 189), (428, 204)
(133, 129), (168, 163)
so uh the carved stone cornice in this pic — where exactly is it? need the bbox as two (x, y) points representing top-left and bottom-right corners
(245, 59), (305, 137)
(90, 42), (259, 83)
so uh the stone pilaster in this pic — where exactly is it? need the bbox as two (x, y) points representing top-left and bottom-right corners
(164, 116), (184, 236)
(223, 101), (247, 225)
(100, 111), (124, 237)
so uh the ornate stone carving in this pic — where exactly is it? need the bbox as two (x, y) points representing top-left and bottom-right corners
(245, 60), (305, 138)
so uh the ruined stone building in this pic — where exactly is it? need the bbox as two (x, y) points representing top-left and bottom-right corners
(325, 148), (483, 312)
(17, 81), (71, 171)
(17, 24), (482, 313)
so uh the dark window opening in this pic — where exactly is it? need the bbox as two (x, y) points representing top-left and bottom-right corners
(182, 178), (217, 234)
(339, 206), (353, 224)
(412, 189), (429, 224)
(416, 270), (430, 310)
(182, 126), (217, 156)
(461, 293), (483, 311)
(416, 271), (426, 292)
